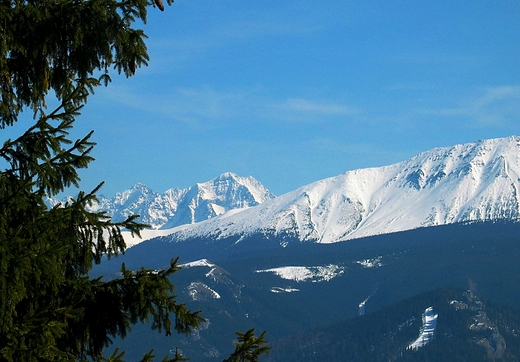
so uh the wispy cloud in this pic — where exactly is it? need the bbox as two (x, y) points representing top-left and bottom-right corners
(472, 86), (520, 110)
(307, 138), (413, 170)
(143, 6), (324, 76)
(99, 84), (362, 128)
(416, 86), (520, 126)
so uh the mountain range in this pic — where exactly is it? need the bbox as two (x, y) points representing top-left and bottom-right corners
(93, 136), (520, 361)
(49, 172), (275, 230)
(119, 136), (520, 248)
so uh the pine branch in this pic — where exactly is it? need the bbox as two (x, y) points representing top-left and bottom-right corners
(223, 329), (271, 362)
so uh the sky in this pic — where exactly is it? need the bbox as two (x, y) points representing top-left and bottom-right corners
(27, 1), (520, 197)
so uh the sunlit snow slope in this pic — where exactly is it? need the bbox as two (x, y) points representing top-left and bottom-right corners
(155, 136), (520, 245)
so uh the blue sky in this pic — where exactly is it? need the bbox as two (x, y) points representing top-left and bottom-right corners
(60, 1), (520, 196)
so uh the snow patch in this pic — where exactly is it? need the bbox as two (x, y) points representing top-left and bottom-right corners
(407, 307), (438, 350)
(181, 259), (215, 269)
(355, 256), (383, 268)
(358, 288), (378, 316)
(256, 264), (344, 282)
(122, 228), (175, 248)
(210, 203), (226, 216)
(270, 287), (300, 293)
(187, 282), (221, 301)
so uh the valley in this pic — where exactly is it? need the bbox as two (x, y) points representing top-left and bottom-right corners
(98, 221), (520, 361)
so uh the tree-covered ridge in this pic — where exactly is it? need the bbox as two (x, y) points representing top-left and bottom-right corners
(0, 1), (269, 361)
(265, 288), (520, 362)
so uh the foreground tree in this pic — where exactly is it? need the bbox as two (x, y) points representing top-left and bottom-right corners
(0, 1), (269, 361)
(223, 329), (271, 362)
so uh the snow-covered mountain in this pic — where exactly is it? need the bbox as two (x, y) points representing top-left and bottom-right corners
(148, 136), (520, 245)
(51, 172), (275, 230)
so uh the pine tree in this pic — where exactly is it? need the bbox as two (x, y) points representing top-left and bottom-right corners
(0, 1), (269, 361)
(223, 329), (271, 362)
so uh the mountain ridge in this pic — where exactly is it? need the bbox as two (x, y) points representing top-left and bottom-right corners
(144, 136), (520, 246)
(48, 172), (275, 230)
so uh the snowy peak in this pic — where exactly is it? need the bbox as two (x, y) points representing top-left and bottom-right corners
(196, 172), (273, 207)
(51, 173), (275, 229)
(163, 136), (520, 244)
(160, 172), (275, 229)
(208, 172), (274, 205)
